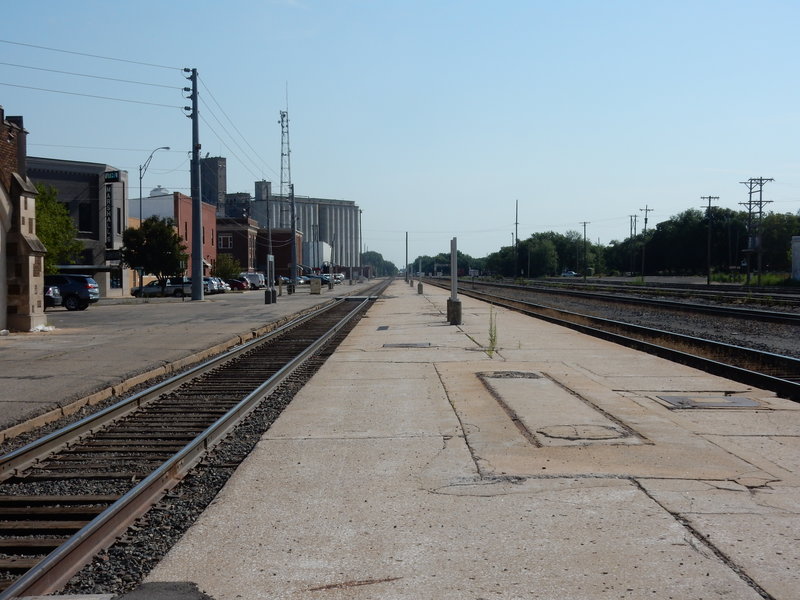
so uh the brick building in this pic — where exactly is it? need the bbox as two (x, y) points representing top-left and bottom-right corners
(217, 217), (302, 280)
(135, 187), (217, 275)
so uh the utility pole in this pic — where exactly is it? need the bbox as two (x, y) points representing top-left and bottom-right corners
(405, 231), (408, 282)
(580, 221), (590, 281)
(629, 214), (638, 277)
(514, 200), (519, 278)
(639, 205), (653, 281)
(289, 183), (297, 293)
(184, 67), (203, 301)
(739, 177), (773, 286)
(701, 195), (719, 286)
(279, 110), (291, 227)
(264, 181), (273, 268)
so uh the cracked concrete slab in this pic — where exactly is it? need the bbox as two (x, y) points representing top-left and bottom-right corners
(147, 280), (797, 599)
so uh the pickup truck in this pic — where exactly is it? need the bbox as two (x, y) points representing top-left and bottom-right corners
(131, 278), (192, 298)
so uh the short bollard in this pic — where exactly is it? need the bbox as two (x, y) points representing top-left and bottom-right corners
(447, 298), (462, 325)
(417, 282), (423, 294)
(264, 289), (273, 304)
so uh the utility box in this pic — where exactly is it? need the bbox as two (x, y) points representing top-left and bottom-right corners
(309, 278), (322, 294)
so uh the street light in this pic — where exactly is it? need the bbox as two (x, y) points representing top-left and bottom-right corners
(137, 146), (170, 292)
(138, 146), (170, 223)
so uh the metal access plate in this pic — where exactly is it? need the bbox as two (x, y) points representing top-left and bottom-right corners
(657, 395), (760, 409)
(382, 342), (431, 348)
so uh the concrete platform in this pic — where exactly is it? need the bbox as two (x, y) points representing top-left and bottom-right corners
(0, 282), (372, 440)
(141, 279), (799, 599)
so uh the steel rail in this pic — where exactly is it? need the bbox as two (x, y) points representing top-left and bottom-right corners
(0, 298), (350, 482)
(437, 283), (800, 401)
(0, 295), (374, 599)
(460, 279), (800, 324)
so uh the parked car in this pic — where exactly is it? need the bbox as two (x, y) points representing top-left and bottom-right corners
(238, 272), (265, 289)
(131, 278), (191, 298)
(561, 270), (578, 277)
(44, 274), (100, 311)
(203, 276), (221, 294)
(212, 277), (230, 292)
(226, 278), (249, 291)
(43, 284), (62, 310)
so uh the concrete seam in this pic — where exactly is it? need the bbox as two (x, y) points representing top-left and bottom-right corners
(432, 363), (484, 478)
(630, 477), (776, 600)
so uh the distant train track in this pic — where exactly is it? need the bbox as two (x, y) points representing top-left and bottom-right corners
(0, 281), (389, 598)
(517, 277), (800, 310)
(461, 279), (800, 324)
(423, 278), (800, 402)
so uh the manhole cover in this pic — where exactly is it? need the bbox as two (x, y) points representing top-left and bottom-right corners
(537, 424), (628, 441)
(658, 395), (760, 409)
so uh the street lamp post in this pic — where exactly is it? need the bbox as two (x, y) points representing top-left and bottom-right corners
(137, 146), (170, 291)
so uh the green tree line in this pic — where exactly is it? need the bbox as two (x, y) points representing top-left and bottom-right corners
(411, 208), (799, 280)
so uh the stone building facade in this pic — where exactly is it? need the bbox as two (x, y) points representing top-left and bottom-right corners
(1, 107), (47, 331)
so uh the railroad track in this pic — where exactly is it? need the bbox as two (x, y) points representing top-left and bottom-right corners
(455, 279), (800, 323)
(424, 279), (800, 402)
(521, 278), (800, 310)
(0, 282), (388, 598)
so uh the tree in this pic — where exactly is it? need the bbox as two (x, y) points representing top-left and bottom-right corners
(122, 217), (188, 288)
(214, 252), (242, 280)
(34, 183), (83, 274)
(361, 251), (397, 276)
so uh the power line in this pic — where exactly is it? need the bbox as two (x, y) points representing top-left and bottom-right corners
(199, 96), (271, 180)
(198, 76), (278, 178)
(0, 81), (183, 109)
(0, 38), (180, 70)
(199, 114), (262, 181)
(29, 143), (187, 152)
(0, 61), (180, 89)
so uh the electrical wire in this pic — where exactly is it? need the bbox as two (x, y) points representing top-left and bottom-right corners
(0, 39), (181, 70)
(0, 61), (181, 89)
(199, 114), (262, 181)
(0, 82), (183, 109)
(199, 96), (269, 179)
(199, 75), (278, 178)
(29, 143), (187, 152)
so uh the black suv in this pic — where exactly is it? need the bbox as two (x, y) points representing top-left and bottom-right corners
(43, 274), (101, 311)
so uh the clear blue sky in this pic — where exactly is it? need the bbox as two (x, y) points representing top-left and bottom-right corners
(3, 0), (798, 267)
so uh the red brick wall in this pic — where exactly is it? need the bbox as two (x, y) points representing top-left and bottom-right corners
(173, 192), (217, 274)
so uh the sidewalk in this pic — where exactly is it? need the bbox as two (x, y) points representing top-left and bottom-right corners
(144, 279), (799, 599)
(0, 282), (374, 439)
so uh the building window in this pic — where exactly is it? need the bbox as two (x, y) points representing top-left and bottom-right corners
(202, 226), (205, 244)
(78, 204), (92, 232)
(219, 234), (232, 249)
